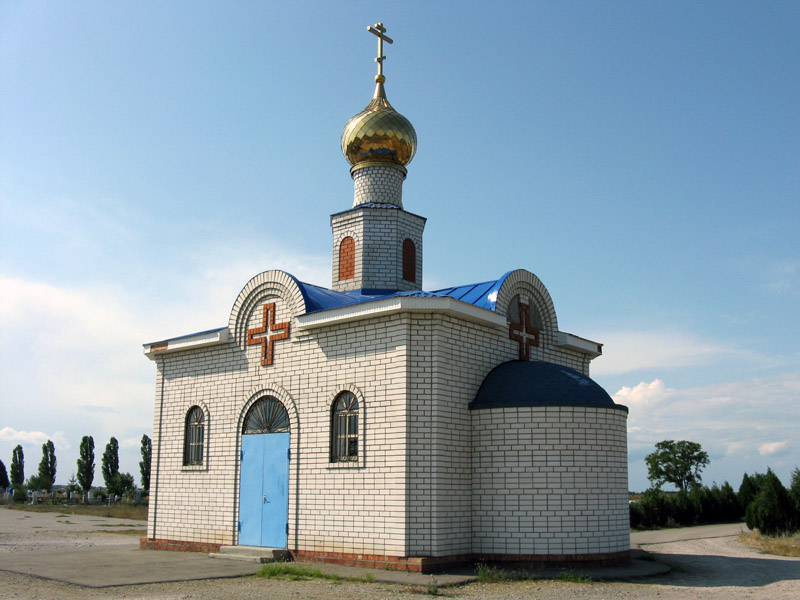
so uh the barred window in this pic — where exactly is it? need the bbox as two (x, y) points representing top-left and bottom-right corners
(331, 392), (359, 462)
(184, 406), (205, 465)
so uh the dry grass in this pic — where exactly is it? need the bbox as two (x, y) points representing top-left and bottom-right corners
(739, 531), (800, 557)
(5, 503), (148, 521)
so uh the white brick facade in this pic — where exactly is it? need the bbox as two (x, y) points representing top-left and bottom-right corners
(144, 267), (629, 570)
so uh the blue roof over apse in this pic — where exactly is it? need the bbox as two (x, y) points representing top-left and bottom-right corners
(470, 360), (628, 413)
(290, 270), (516, 315)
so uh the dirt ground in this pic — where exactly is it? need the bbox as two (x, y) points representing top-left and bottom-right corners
(1, 508), (798, 599)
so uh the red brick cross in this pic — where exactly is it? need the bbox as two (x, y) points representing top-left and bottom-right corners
(247, 302), (291, 366)
(509, 301), (540, 361)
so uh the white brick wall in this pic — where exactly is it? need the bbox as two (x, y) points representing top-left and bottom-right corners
(330, 206), (425, 292)
(351, 163), (406, 208)
(146, 269), (627, 560)
(471, 407), (630, 556)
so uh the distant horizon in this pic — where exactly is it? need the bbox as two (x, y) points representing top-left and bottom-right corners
(2, 2), (798, 492)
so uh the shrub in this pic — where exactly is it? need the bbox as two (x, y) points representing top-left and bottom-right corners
(12, 487), (28, 503)
(637, 488), (670, 528)
(671, 490), (698, 526)
(714, 481), (742, 523)
(745, 469), (799, 536)
(790, 468), (800, 512)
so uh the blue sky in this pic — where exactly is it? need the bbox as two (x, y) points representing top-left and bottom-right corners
(1, 1), (798, 492)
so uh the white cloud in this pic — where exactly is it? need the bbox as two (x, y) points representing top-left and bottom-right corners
(0, 242), (330, 483)
(758, 441), (789, 456)
(0, 427), (70, 450)
(613, 379), (668, 409)
(617, 372), (800, 490)
(591, 329), (740, 376)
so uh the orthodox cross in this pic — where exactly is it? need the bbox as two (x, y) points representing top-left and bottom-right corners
(367, 22), (393, 80)
(247, 302), (291, 367)
(509, 301), (540, 361)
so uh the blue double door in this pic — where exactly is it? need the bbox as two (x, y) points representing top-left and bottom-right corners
(238, 432), (289, 547)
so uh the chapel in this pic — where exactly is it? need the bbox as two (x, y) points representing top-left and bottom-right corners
(142, 23), (630, 572)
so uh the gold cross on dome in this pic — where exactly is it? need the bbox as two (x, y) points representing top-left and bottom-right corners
(367, 22), (393, 80)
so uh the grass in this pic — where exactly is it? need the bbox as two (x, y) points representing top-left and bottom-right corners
(475, 563), (534, 583)
(5, 503), (148, 521)
(474, 562), (597, 584)
(256, 563), (375, 583)
(739, 531), (800, 557)
(557, 570), (594, 583)
(425, 576), (439, 595)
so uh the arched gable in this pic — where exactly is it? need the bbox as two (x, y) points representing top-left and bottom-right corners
(229, 270), (308, 354)
(495, 269), (559, 337)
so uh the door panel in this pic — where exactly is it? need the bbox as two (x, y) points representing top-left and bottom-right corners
(238, 432), (289, 547)
(261, 432), (289, 547)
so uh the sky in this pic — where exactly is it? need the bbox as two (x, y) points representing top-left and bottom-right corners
(1, 1), (798, 492)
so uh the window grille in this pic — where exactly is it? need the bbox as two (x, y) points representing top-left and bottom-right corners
(331, 392), (359, 461)
(243, 397), (289, 434)
(184, 406), (205, 465)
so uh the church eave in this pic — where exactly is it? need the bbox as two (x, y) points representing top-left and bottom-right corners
(557, 331), (603, 358)
(295, 295), (507, 330)
(143, 327), (231, 360)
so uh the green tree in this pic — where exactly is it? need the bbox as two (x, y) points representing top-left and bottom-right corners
(745, 469), (798, 536)
(26, 473), (51, 491)
(0, 459), (9, 489)
(790, 467), (800, 512)
(66, 472), (81, 494)
(77, 435), (95, 498)
(10, 445), (24, 486)
(101, 437), (120, 494)
(139, 434), (151, 491)
(37, 439), (57, 489)
(114, 472), (136, 499)
(739, 471), (770, 512)
(645, 440), (710, 492)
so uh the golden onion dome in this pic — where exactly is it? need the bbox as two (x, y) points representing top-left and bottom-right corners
(341, 79), (417, 168)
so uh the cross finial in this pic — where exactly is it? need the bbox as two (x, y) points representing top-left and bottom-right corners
(367, 22), (393, 83)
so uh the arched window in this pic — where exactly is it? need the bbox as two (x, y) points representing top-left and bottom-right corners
(243, 397), (290, 434)
(184, 406), (205, 465)
(402, 238), (416, 283)
(339, 236), (355, 281)
(331, 392), (359, 462)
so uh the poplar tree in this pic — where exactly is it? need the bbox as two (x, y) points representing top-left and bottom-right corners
(10, 445), (24, 486)
(139, 434), (151, 491)
(77, 436), (95, 497)
(0, 460), (9, 489)
(37, 440), (57, 489)
(101, 437), (120, 494)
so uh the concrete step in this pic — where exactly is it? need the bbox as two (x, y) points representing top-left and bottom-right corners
(209, 546), (291, 564)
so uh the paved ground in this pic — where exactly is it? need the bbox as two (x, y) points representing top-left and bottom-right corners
(1, 507), (799, 599)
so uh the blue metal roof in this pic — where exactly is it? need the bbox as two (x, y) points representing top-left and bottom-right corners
(432, 271), (512, 311)
(470, 360), (627, 412)
(293, 271), (515, 315)
(149, 272), (516, 344)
